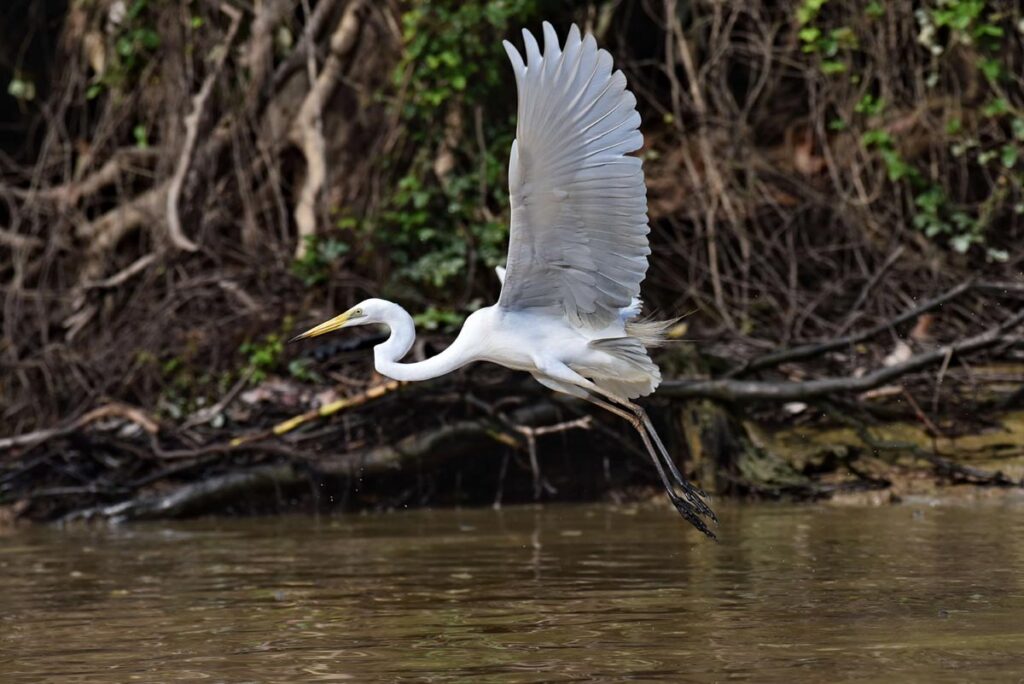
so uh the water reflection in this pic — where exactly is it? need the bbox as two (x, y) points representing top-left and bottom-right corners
(2, 501), (1023, 682)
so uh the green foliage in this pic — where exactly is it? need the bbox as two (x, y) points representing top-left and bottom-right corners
(395, 0), (536, 122)
(6, 74), (36, 102)
(982, 98), (1009, 118)
(912, 186), (1007, 262)
(812, 0), (1024, 263)
(373, 165), (511, 290)
(930, 0), (985, 33)
(292, 234), (351, 286)
(413, 306), (467, 332)
(795, 0), (1019, 264)
(915, 2), (1020, 260)
(150, 348), (238, 421)
(319, 0), (1021, 305)
(287, 358), (321, 383)
(828, 117), (847, 131)
(854, 94), (885, 117)
(240, 334), (284, 383)
(796, 1), (857, 77)
(132, 124), (149, 149)
(238, 317), (327, 384)
(819, 60), (846, 75)
(291, 0), (1022, 324)
(859, 129), (891, 148)
(860, 120), (1011, 262)
(87, 0), (161, 99)
(349, 0), (539, 304)
(799, 25), (856, 56)
(796, 0), (830, 26)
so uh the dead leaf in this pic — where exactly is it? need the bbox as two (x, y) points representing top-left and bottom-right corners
(883, 340), (913, 367)
(910, 314), (934, 341)
(83, 31), (106, 74)
(793, 127), (826, 176)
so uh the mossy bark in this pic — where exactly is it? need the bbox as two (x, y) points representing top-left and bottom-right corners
(668, 345), (812, 497)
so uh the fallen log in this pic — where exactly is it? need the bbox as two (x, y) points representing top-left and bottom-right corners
(56, 403), (563, 523)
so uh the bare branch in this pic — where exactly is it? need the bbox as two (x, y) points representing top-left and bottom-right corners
(662, 307), (1024, 402)
(3, 148), (158, 206)
(0, 402), (159, 451)
(728, 279), (976, 377)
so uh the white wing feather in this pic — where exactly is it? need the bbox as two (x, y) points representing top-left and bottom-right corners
(497, 22), (650, 329)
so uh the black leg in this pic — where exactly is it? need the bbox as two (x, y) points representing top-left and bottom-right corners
(629, 403), (718, 523)
(582, 394), (717, 539)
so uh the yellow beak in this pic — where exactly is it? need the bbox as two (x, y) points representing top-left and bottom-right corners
(290, 308), (358, 342)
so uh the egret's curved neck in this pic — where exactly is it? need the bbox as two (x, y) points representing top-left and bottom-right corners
(373, 302), (473, 382)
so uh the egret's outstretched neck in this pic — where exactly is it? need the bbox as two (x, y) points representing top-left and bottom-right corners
(373, 301), (474, 382)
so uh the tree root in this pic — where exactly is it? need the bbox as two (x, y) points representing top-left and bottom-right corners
(165, 2), (242, 253)
(290, 0), (365, 258)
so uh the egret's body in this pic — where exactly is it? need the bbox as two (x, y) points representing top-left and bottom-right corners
(365, 302), (647, 391)
(295, 23), (717, 537)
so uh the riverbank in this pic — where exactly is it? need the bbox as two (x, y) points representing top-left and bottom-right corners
(3, 369), (1021, 526)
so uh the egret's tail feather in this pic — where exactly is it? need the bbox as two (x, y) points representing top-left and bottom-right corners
(624, 316), (680, 348)
(586, 336), (661, 398)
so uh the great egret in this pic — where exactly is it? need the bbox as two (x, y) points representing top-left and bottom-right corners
(294, 22), (717, 537)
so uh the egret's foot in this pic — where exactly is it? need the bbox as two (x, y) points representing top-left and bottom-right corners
(671, 477), (718, 524)
(656, 449), (717, 525)
(667, 489), (718, 540)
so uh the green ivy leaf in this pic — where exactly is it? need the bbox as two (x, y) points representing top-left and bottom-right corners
(950, 234), (972, 254)
(1000, 145), (1019, 168)
(979, 58), (1002, 81)
(860, 129), (892, 148)
(982, 99), (1009, 117)
(137, 29), (160, 50)
(987, 248), (1009, 263)
(116, 37), (134, 57)
(855, 94), (885, 116)
(133, 124), (149, 149)
(1013, 118), (1024, 141)
(798, 27), (821, 44)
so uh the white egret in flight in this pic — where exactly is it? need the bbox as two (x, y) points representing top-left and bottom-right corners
(294, 22), (717, 537)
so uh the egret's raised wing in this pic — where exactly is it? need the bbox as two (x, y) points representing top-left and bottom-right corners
(498, 22), (649, 329)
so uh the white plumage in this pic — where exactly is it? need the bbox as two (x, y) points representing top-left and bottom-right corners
(499, 23), (649, 331)
(293, 23), (717, 537)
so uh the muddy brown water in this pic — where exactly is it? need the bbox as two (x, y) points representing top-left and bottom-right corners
(2, 501), (1023, 682)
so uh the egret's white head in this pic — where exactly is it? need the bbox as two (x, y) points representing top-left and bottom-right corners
(290, 298), (392, 341)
